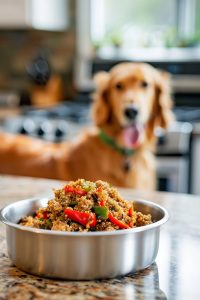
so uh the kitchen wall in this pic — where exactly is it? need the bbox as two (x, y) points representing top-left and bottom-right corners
(0, 0), (76, 100)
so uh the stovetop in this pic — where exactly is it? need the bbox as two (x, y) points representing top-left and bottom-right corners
(23, 101), (91, 124)
(1, 101), (91, 143)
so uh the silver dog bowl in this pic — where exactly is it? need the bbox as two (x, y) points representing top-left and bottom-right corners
(0, 198), (168, 280)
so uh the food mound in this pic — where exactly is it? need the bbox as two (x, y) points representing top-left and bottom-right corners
(20, 179), (152, 232)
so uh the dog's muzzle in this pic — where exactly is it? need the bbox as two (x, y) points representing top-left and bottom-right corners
(124, 107), (138, 120)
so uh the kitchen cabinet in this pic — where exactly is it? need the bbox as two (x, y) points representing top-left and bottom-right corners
(0, 0), (69, 30)
(0, 0), (28, 28)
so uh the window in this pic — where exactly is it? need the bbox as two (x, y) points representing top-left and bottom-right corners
(195, 0), (200, 40)
(91, 0), (200, 49)
(75, 0), (200, 89)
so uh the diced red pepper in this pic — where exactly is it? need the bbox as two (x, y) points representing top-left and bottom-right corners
(75, 188), (87, 196)
(96, 186), (103, 193)
(64, 185), (87, 196)
(36, 213), (43, 219)
(43, 211), (49, 220)
(36, 211), (48, 219)
(99, 199), (105, 206)
(108, 212), (130, 229)
(64, 209), (96, 228)
(64, 185), (75, 193)
(129, 207), (134, 217)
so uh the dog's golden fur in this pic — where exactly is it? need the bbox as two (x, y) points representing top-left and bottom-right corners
(0, 63), (173, 190)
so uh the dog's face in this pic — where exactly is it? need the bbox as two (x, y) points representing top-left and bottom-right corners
(92, 63), (173, 147)
(107, 64), (158, 127)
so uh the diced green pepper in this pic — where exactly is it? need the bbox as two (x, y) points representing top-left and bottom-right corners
(83, 186), (92, 192)
(45, 219), (52, 229)
(94, 206), (108, 220)
(69, 201), (78, 207)
(82, 181), (96, 192)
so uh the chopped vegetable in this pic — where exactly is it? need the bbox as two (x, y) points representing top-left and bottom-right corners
(108, 212), (130, 229)
(64, 185), (87, 196)
(96, 186), (103, 193)
(82, 182), (92, 192)
(75, 188), (87, 196)
(64, 209), (96, 228)
(99, 199), (106, 206)
(129, 206), (134, 217)
(69, 201), (78, 207)
(94, 206), (109, 220)
(45, 219), (52, 229)
(36, 211), (48, 220)
(43, 211), (48, 219)
(36, 213), (43, 219)
(64, 186), (75, 193)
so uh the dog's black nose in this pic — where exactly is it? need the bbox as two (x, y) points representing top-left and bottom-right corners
(124, 107), (138, 120)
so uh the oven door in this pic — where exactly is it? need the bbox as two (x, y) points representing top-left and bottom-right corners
(156, 157), (189, 193)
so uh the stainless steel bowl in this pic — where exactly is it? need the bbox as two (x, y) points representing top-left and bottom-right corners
(0, 197), (168, 280)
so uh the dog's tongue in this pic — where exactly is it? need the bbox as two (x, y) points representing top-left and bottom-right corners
(123, 124), (142, 149)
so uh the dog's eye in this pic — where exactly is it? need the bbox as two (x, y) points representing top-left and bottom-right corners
(115, 82), (123, 90)
(140, 81), (148, 88)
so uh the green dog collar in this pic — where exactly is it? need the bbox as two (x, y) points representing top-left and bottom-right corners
(98, 129), (135, 157)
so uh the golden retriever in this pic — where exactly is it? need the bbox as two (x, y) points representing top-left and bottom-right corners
(0, 63), (173, 190)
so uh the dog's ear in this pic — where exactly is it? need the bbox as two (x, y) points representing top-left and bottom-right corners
(92, 71), (111, 126)
(155, 71), (174, 128)
(147, 71), (174, 139)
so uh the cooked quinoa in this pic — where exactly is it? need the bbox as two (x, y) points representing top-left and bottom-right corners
(20, 179), (152, 232)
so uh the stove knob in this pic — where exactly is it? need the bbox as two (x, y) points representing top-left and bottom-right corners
(55, 127), (65, 138)
(18, 119), (35, 135)
(37, 127), (45, 136)
(19, 126), (28, 134)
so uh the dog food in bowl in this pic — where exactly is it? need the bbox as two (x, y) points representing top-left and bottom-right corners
(20, 179), (152, 232)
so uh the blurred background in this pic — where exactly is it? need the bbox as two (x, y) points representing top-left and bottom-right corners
(0, 0), (200, 194)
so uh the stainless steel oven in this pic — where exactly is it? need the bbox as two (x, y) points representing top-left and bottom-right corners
(156, 157), (189, 193)
(156, 122), (192, 193)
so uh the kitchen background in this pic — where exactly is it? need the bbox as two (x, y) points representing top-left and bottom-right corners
(0, 0), (200, 194)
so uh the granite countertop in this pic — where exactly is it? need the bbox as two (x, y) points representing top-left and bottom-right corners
(0, 175), (200, 300)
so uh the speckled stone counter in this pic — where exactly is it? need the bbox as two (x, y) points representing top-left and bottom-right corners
(0, 176), (200, 300)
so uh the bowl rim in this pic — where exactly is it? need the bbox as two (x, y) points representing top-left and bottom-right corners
(0, 197), (169, 236)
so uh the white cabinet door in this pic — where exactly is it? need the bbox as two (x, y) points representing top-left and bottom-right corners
(0, 0), (69, 30)
(0, 0), (29, 28)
